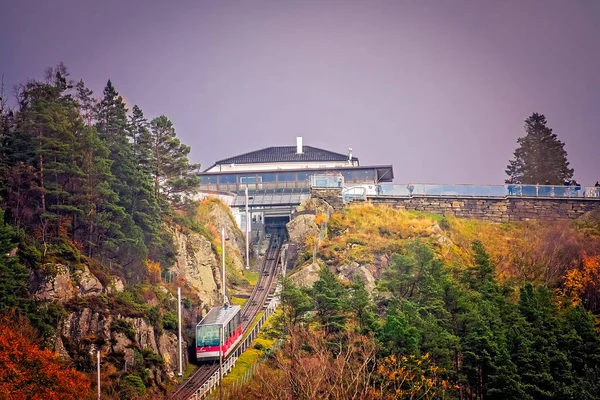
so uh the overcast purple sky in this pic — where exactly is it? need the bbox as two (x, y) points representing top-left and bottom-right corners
(1, 0), (599, 184)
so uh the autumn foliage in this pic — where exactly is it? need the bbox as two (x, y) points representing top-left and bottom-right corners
(563, 254), (600, 312)
(0, 315), (91, 400)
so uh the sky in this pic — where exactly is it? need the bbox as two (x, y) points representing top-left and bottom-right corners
(1, 0), (599, 185)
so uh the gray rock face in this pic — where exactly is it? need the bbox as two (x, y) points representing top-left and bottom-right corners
(337, 262), (376, 292)
(206, 204), (246, 263)
(29, 264), (104, 301)
(158, 331), (181, 377)
(287, 214), (319, 251)
(169, 226), (220, 306)
(30, 264), (77, 302)
(295, 198), (333, 216)
(106, 277), (125, 294)
(289, 262), (321, 288)
(74, 266), (103, 296)
(56, 307), (188, 381)
(125, 317), (158, 352)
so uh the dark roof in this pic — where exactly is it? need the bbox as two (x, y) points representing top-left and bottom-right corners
(213, 146), (356, 166)
(198, 165), (394, 182)
(196, 305), (240, 326)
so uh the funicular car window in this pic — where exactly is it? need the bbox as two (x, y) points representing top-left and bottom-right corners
(196, 325), (220, 347)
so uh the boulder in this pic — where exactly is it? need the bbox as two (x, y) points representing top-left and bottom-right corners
(75, 266), (103, 297)
(295, 198), (332, 216)
(289, 262), (321, 288)
(287, 215), (319, 250)
(337, 262), (376, 292)
(29, 264), (77, 302)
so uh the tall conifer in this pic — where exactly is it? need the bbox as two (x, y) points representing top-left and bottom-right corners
(506, 113), (574, 184)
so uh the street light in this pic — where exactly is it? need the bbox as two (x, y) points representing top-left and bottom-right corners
(245, 186), (249, 270)
(97, 350), (101, 399)
(221, 228), (231, 305)
(219, 325), (224, 400)
(177, 287), (182, 377)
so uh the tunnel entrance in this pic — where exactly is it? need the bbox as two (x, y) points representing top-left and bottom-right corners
(264, 216), (290, 236)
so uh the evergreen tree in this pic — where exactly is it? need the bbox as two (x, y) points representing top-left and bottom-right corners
(378, 299), (420, 356)
(74, 80), (96, 126)
(349, 277), (377, 333)
(149, 115), (200, 203)
(506, 113), (574, 184)
(127, 105), (152, 174)
(277, 275), (313, 333)
(95, 80), (148, 272)
(311, 266), (347, 334)
(15, 66), (85, 249)
(0, 209), (28, 311)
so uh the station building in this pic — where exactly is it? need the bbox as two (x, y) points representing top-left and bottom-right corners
(196, 137), (394, 236)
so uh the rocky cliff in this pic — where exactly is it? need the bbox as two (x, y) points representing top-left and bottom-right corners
(25, 197), (247, 396)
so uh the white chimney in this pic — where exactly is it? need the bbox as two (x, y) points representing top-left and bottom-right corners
(348, 147), (353, 163)
(296, 136), (303, 154)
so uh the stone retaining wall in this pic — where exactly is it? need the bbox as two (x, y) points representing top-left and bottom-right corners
(370, 196), (600, 222)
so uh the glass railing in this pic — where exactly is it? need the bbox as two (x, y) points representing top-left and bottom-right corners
(310, 175), (344, 188)
(376, 184), (600, 199)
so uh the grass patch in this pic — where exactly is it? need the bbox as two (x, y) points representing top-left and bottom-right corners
(223, 310), (279, 385)
(320, 204), (438, 265)
(243, 271), (259, 286)
(231, 296), (247, 306)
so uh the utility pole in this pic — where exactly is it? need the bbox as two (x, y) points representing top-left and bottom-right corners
(177, 287), (183, 377)
(222, 228), (227, 305)
(219, 325), (224, 400)
(97, 350), (101, 399)
(245, 186), (250, 270)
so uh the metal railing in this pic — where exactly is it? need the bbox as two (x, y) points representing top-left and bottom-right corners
(374, 184), (600, 199)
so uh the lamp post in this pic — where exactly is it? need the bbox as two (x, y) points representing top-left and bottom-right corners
(245, 186), (249, 270)
(97, 350), (101, 399)
(219, 325), (224, 400)
(222, 228), (228, 305)
(177, 287), (183, 377)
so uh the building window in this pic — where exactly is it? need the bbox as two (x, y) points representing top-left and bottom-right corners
(240, 175), (259, 183)
(260, 173), (276, 182)
(297, 172), (313, 181)
(218, 175), (237, 184)
(201, 176), (217, 184)
(356, 170), (374, 181)
(277, 172), (296, 182)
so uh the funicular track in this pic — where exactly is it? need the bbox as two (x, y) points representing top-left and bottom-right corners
(170, 233), (283, 400)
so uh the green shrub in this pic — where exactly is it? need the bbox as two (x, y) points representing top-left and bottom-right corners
(142, 347), (165, 366)
(121, 374), (146, 397)
(163, 311), (178, 331)
(110, 319), (136, 341)
(147, 306), (162, 332)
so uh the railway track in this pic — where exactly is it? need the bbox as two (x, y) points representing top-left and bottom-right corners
(169, 233), (283, 400)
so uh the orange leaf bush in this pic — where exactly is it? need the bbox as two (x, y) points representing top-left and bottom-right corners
(0, 315), (91, 400)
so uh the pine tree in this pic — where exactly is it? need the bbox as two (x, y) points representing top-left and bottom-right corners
(74, 80), (96, 126)
(127, 105), (152, 173)
(16, 66), (85, 250)
(95, 80), (148, 271)
(0, 209), (28, 311)
(349, 277), (377, 333)
(277, 275), (313, 333)
(506, 113), (574, 184)
(149, 115), (200, 203)
(311, 266), (348, 334)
